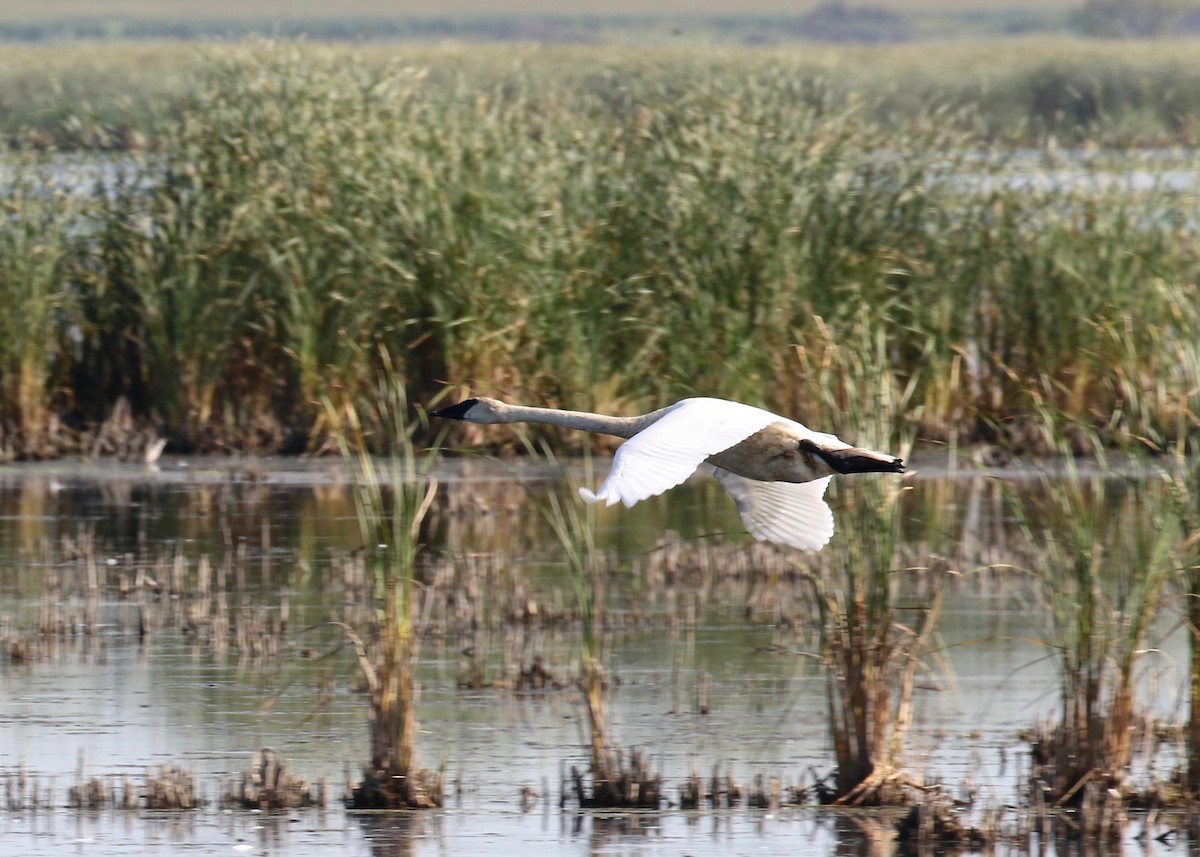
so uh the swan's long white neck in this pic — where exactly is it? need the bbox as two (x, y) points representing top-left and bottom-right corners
(449, 397), (672, 440)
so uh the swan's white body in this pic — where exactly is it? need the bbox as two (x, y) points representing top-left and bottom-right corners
(433, 396), (903, 552)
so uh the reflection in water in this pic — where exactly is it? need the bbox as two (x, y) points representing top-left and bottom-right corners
(581, 811), (662, 851)
(354, 812), (438, 857)
(832, 812), (897, 857)
(0, 456), (1188, 856)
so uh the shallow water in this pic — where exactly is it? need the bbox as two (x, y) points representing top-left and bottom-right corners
(0, 455), (1189, 855)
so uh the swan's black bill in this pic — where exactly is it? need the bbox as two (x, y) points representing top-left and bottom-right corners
(431, 399), (479, 420)
(798, 439), (905, 475)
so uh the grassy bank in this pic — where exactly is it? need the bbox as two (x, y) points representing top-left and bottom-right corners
(0, 41), (1198, 457)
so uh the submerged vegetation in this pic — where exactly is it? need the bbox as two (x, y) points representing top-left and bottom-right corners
(0, 40), (1197, 457)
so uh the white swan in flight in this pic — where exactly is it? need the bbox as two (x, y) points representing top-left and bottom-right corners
(432, 396), (904, 551)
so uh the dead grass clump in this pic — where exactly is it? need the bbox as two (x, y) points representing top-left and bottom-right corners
(684, 766), (889, 810)
(568, 748), (662, 809)
(517, 655), (563, 692)
(895, 794), (988, 853)
(1025, 722), (1133, 841)
(348, 766), (443, 810)
(747, 775), (781, 810)
(144, 765), (200, 809)
(4, 764), (51, 810)
(678, 767), (703, 809)
(67, 776), (108, 810)
(2, 613), (39, 664)
(456, 651), (568, 692)
(81, 397), (165, 462)
(708, 765), (743, 807)
(233, 605), (287, 660)
(224, 748), (325, 810)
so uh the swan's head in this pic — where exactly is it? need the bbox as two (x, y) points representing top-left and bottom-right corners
(430, 396), (507, 424)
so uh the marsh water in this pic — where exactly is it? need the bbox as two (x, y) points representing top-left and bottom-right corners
(0, 454), (1189, 855)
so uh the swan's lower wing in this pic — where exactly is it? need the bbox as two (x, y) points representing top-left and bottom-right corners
(579, 398), (777, 508)
(713, 469), (835, 551)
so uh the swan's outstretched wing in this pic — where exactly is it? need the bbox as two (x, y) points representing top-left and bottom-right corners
(578, 398), (778, 508)
(713, 469), (835, 551)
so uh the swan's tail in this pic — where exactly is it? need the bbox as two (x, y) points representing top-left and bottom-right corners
(578, 486), (621, 507)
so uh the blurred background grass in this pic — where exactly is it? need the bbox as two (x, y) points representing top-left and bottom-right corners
(0, 0), (1195, 41)
(0, 36), (1197, 459)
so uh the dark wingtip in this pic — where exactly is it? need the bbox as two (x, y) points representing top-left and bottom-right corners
(431, 398), (479, 420)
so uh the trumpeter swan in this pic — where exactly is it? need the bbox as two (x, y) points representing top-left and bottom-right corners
(432, 396), (904, 551)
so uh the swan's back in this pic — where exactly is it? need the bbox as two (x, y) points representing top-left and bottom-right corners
(579, 397), (842, 507)
(579, 398), (776, 507)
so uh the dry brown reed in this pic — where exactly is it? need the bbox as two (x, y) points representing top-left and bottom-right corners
(67, 777), (110, 810)
(678, 767), (702, 810)
(530, 450), (672, 811)
(567, 748), (663, 810)
(3, 765), (51, 811)
(144, 765), (200, 809)
(28, 524), (307, 665)
(223, 748), (325, 810)
(82, 397), (165, 463)
(65, 762), (200, 811)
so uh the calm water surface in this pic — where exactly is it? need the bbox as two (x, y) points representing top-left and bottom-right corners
(0, 456), (1187, 856)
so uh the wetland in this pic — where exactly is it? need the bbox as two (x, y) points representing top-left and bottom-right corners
(1, 36), (1200, 856)
(0, 453), (1195, 855)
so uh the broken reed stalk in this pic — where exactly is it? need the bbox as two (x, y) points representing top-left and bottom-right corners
(324, 350), (443, 809)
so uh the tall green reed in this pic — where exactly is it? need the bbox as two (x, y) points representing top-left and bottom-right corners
(535, 454), (610, 784)
(323, 350), (442, 808)
(1012, 439), (1178, 809)
(1163, 337), (1200, 794)
(802, 477), (942, 805)
(1179, 461), (1200, 801)
(3, 43), (1197, 456)
(527, 441), (662, 807)
(0, 174), (77, 457)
